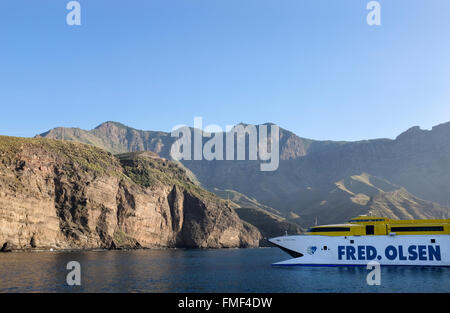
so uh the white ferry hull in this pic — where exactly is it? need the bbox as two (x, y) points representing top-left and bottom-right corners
(269, 235), (450, 266)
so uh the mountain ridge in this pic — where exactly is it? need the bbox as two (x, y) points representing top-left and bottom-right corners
(36, 121), (450, 228)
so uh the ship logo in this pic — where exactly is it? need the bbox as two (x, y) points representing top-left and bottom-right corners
(307, 246), (317, 255)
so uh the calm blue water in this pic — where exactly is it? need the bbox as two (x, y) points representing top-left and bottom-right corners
(0, 248), (448, 292)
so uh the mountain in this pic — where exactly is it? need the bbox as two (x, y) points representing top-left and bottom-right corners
(37, 121), (450, 228)
(37, 121), (173, 155)
(211, 188), (303, 245)
(0, 136), (260, 251)
(37, 121), (345, 161)
(288, 172), (449, 228)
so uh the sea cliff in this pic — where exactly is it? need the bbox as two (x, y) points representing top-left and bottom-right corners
(0, 136), (261, 251)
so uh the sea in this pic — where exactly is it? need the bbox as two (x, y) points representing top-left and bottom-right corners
(0, 248), (449, 293)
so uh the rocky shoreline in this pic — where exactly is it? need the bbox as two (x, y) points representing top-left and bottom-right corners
(0, 136), (262, 251)
(0, 243), (269, 253)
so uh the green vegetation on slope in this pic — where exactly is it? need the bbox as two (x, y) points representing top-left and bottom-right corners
(116, 151), (221, 203)
(0, 135), (121, 176)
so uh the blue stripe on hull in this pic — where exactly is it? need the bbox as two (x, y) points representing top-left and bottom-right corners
(272, 263), (450, 268)
(272, 263), (366, 267)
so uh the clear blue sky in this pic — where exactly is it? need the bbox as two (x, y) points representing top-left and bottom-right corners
(1, 0), (449, 140)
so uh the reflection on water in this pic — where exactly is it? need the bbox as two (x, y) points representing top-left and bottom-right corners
(0, 248), (449, 292)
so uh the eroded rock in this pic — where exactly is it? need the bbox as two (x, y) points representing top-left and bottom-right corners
(0, 137), (261, 250)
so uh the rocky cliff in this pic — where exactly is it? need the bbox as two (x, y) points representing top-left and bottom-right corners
(0, 136), (260, 251)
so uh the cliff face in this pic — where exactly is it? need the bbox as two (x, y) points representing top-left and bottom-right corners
(0, 136), (260, 251)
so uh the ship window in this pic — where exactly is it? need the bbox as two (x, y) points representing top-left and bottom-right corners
(390, 226), (444, 232)
(323, 246), (327, 250)
(366, 225), (375, 235)
(350, 240), (354, 244)
(431, 239), (436, 243)
(308, 227), (351, 232)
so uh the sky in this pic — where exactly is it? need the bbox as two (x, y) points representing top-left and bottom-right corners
(0, 0), (449, 141)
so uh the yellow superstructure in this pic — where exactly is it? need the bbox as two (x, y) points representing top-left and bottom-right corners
(306, 216), (450, 236)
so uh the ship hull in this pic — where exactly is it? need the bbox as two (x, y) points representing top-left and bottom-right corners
(269, 235), (450, 266)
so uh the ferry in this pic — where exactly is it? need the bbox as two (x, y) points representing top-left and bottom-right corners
(269, 216), (450, 266)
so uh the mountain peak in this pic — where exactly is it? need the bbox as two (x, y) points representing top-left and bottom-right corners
(431, 121), (450, 133)
(395, 125), (426, 140)
(94, 121), (130, 130)
(395, 122), (450, 142)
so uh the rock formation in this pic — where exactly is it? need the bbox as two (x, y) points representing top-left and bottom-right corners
(0, 136), (260, 251)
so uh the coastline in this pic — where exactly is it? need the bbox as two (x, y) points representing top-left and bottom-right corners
(0, 246), (272, 254)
